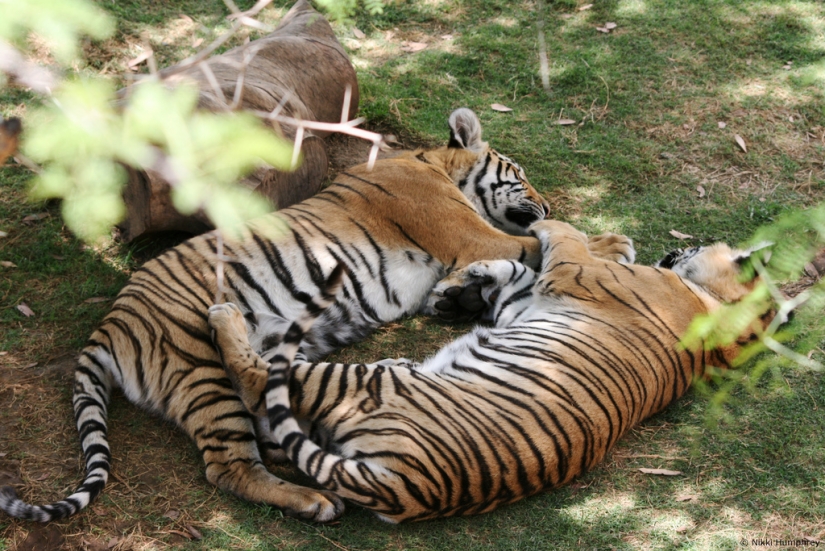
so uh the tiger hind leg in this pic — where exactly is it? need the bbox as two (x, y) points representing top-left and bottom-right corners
(208, 303), (270, 418)
(206, 302), (346, 521)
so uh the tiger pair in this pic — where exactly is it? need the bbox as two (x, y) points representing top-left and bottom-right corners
(0, 106), (771, 524)
(207, 220), (772, 522)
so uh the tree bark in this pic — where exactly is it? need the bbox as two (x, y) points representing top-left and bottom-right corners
(119, 0), (358, 242)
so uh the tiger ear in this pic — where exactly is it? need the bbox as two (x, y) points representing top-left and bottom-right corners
(448, 108), (486, 153)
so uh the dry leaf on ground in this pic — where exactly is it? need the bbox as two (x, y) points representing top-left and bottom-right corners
(734, 134), (747, 152)
(17, 303), (35, 317)
(127, 49), (153, 69)
(491, 103), (513, 112)
(22, 212), (49, 223)
(83, 297), (110, 304)
(639, 468), (682, 476)
(401, 41), (427, 53)
(669, 230), (693, 239)
(441, 34), (453, 40)
(556, 119), (577, 125)
(596, 27), (609, 33)
(352, 27), (365, 39)
(718, 121), (726, 129)
(1, 261), (17, 268)
(192, 37), (204, 48)
(697, 185), (706, 198)
(578, 3), (594, 10)
(605, 22), (618, 30)
(0, 230), (7, 238)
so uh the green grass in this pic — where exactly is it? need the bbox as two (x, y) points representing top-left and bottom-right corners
(2, 0), (824, 549)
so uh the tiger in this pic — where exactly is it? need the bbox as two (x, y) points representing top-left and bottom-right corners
(0, 107), (558, 523)
(203, 220), (774, 523)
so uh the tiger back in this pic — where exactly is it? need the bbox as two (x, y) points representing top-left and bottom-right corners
(206, 220), (773, 522)
(0, 108), (550, 523)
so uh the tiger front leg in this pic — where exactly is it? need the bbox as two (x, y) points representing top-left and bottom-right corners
(587, 232), (636, 264)
(529, 220), (636, 266)
(423, 260), (535, 322)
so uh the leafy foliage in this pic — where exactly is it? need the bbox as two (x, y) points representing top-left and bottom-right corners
(2, 0), (294, 241)
(25, 79), (291, 240)
(0, 0), (113, 64)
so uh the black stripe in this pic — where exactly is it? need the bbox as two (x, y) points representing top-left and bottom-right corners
(339, 171), (396, 197)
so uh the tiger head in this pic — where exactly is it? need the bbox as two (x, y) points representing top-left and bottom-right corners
(655, 243), (772, 302)
(656, 242), (777, 365)
(417, 108), (550, 236)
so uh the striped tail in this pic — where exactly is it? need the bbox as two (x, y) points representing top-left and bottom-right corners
(0, 349), (112, 522)
(263, 264), (410, 522)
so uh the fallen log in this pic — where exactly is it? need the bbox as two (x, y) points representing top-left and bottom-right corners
(119, 0), (358, 242)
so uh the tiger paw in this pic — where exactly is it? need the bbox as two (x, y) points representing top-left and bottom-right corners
(587, 232), (636, 264)
(208, 302), (250, 352)
(423, 261), (514, 321)
(284, 488), (346, 523)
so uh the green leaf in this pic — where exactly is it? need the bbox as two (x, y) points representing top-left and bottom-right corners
(201, 187), (274, 240)
(123, 81), (200, 147)
(0, 0), (113, 64)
